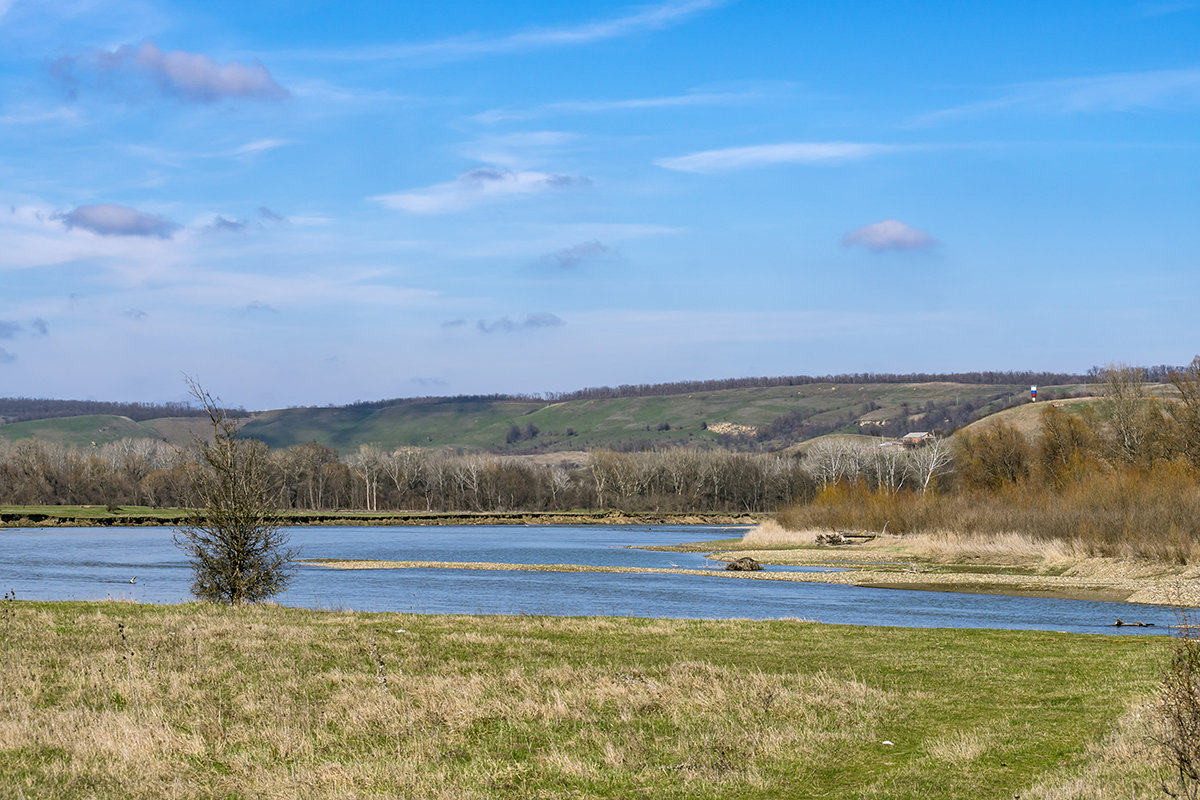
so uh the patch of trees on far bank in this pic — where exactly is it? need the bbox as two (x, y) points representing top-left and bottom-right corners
(0, 397), (247, 425)
(778, 360), (1200, 563)
(0, 438), (814, 515)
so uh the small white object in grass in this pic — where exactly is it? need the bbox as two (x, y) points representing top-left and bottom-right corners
(394, 629), (407, 633)
(882, 740), (895, 746)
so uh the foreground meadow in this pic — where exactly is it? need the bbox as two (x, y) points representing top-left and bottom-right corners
(0, 600), (1171, 799)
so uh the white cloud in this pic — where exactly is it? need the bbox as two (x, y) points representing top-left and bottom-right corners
(232, 138), (291, 157)
(842, 220), (936, 252)
(656, 142), (896, 173)
(472, 90), (758, 123)
(371, 166), (590, 214)
(914, 67), (1200, 125)
(55, 41), (289, 103)
(304, 0), (727, 63)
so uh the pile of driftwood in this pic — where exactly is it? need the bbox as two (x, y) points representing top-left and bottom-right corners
(815, 531), (877, 546)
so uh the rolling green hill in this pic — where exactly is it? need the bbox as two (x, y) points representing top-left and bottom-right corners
(1, 382), (1086, 454)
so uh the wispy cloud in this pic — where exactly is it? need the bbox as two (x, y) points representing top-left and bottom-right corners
(0, 347), (15, 365)
(457, 131), (578, 168)
(1138, 1), (1200, 16)
(0, 106), (80, 126)
(0, 320), (20, 338)
(842, 220), (936, 252)
(473, 89), (758, 123)
(372, 166), (591, 214)
(56, 204), (180, 238)
(914, 67), (1200, 125)
(477, 312), (565, 334)
(656, 142), (897, 173)
(53, 41), (289, 103)
(232, 138), (291, 157)
(303, 0), (727, 63)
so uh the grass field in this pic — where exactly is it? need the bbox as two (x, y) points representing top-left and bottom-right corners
(0, 600), (1170, 799)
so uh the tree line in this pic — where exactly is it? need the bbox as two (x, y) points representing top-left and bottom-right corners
(0, 438), (813, 514)
(0, 397), (246, 424)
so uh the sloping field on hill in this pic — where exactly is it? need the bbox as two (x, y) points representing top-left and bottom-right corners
(0, 414), (161, 447)
(960, 397), (1099, 438)
(238, 382), (1051, 452)
(2, 382), (1082, 453)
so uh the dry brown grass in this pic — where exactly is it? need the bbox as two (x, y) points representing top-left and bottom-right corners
(1, 599), (1172, 799)
(0, 602), (899, 799)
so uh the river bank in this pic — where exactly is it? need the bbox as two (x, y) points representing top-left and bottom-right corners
(679, 526), (1200, 608)
(0, 504), (757, 528)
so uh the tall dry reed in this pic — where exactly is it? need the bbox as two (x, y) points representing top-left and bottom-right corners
(775, 462), (1200, 563)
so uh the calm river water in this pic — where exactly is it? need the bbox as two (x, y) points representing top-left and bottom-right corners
(0, 524), (1174, 634)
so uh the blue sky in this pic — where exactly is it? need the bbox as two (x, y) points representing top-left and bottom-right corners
(2, 0), (1199, 409)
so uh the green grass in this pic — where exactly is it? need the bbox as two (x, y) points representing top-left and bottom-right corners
(0, 600), (1170, 799)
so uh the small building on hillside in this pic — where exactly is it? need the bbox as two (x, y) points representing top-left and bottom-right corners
(901, 431), (936, 446)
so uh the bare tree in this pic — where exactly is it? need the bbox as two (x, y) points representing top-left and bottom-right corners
(1098, 363), (1160, 465)
(907, 437), (954, 493)
(1169, 356), (1200, 469)
(173, 379), (297, 605)
(348, 444), (384, 511)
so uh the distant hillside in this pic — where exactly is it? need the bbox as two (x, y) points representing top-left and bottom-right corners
(238, 381), (1074, 453)
(0, 375), (1094, 454)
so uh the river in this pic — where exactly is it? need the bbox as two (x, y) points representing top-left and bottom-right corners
(0, 524), (1174, 634)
